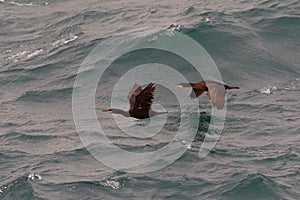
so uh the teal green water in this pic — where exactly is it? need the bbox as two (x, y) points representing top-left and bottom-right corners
(0, 0), (299, 199)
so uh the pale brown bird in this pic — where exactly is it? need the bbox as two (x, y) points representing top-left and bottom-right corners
(103, 83), (167, 119)
(176, 80), (239, 110)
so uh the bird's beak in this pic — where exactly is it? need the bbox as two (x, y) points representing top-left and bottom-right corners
(102, 109), (112, 113)
(176, 84), (184, 88)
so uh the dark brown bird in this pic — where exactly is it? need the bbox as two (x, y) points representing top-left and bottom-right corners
(102, 83), (167, 119)
(176, 80), (239, 110)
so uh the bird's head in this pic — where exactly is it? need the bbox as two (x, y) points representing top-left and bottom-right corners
(102, 108), (129, 117)
(102, 108), (113, 113)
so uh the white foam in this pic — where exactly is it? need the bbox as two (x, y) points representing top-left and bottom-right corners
(52, 35), (78, 47)
(2, 0), (34, 6)
(186, 143), (193, 150)
(11, 1), (33, 6)
(182, 140), (193, 150)
(28, 173), (42, 181)
(204, 17), (211, 23)
(27, 49), (43, 58)
(259, 85), (278, 94)
(103, 179), (121, 189)
(7, 51), (27, 60)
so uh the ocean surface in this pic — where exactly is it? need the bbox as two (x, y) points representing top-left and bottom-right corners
(1, 0), (300, 199)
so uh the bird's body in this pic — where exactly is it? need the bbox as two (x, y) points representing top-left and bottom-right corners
(176, 80), (239, 109)
(103, 83), (166, 119)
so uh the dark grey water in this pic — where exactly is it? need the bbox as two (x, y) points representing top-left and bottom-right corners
(1, 0), (300, 199)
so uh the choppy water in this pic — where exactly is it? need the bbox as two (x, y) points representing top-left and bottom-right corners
(1, 0), (300, 199)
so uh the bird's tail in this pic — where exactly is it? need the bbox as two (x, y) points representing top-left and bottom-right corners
(228, 86), (240, 90)
(156, 111), (168, 115)
(150, 111), (168, 117)
(176, 83), (193, 88)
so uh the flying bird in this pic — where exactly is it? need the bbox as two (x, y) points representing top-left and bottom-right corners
(176, 80), (239, 110)
(102, 83), (167, 119)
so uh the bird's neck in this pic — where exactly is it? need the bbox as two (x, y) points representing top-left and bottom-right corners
(112, 109), (130, 117)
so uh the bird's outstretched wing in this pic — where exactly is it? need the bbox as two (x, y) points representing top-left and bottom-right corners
(128, 83), (142, 100)
(190, 88), (206, 99)
(189, 81), (207, 98)
(129, 83), (155, 113)
(206, 81), (226, 110)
